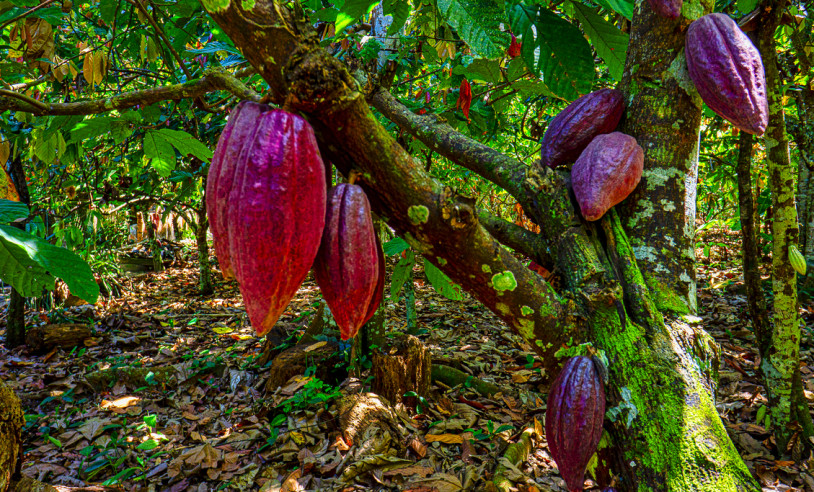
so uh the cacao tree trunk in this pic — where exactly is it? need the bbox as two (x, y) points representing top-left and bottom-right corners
(736, 132), (771, 344)
(616, 2), (711, 316)
(756, 1), (814, 453)
(0, 379), (23, 492)
(201, 1), (759, 488)
(5, 151), (30, 348)
(195, 201), (213, 295)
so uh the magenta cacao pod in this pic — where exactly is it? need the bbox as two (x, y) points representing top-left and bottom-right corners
(540, 89), (625, 169)
(646, 0), (682, 18)
(206, 101), (271, 280)
(314, 184), (381, 340)
(571, 132), (643, 221)
(226, 110), (327, 337)
(686, 13), (768, 135)
(546, 356), (606, 492)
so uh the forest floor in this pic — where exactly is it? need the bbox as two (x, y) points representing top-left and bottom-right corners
(2, 230), (814, 492)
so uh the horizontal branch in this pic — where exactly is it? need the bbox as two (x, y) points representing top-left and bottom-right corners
(369, 88), (528, 199)
(0, 70), (261, 116)
(478, 211), (552, 267)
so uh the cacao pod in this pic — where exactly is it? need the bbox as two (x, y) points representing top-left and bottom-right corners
(206, 100), (270, 279)
(546, 356), (606, 492)
(790, 244), (806, 276)
(646, 0), (682, 18)
(571, 132), (644, 221)
(225, 109), (327, 336)
(314, 184), (381, 340)
(540, 89), (625, 169)
(685, 13), (768, 136)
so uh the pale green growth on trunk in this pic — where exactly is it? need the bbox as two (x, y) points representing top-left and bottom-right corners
(492, 271), (518, 292)
(201, 0), (231, 13)
(408, 205), (430, 224)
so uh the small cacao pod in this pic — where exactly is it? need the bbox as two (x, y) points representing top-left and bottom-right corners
(546, 356), (606, 492)
(646, 0), (682, 18)
(540, 89), (625, 169)
(790, 244), (806, 275)
(685, 13), (768, 136)
(571, 132), (644, 221)
(314, 184), (381, 340)
(225, 109), (327, 336)
(508, 34), (522, 58)
(206, 100), (270, 279)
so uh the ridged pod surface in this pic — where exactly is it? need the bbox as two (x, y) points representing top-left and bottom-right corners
(226, 109), (327, 336)
(646, 0), (682, 18)
(571, 132), (644, 221)
(314, 184), (380, 340)
(540, 89), (625, 169)
(686, 13), (768, 135)
(790, 245), (807, 276)
(546, 356), (606, 492)
(206, 101), (270, 279)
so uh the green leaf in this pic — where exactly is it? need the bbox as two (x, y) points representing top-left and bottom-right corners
(423, 258), (464, 301)
(69, 116), (116, 142)
(383, 0), (410, 35)
(137, 439), (159, 451)
(508, 4), (595, 101)
(0, 225), (99, 302)
(593, 0), (634, 20)
(33, 134), (57, 164)
(156, 129), (213, 162)
(143, 130), (177, 177)
(0, 199), (29, 224)
(572, 3), (628, 82)
(390, 249), (415, 298)
(335, 0), (379, 34)
(737, 0), (759, 12)
(437, 0), (509, 59)
(383, 237), (410, 256)
(454, 58), (503, 84)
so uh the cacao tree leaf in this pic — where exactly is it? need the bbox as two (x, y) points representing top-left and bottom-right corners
(69, 116), (116, 142)
(593, 0), (634, 20)
(0, 199), (28, 224)
(155, 129), (213, 162)
(437, 0), (509, 59)
(737, 0), (759, 12)
(0, 224), (99, 303)
(423, 258), (464, 301)
(383, 237), (410, 256)
(143, 129), (177, 176)
(508, 4), (595, 101)
(390, 249), (415, 298)
(83, 51), (94, 85)
(382, 0), (410, 35)
(572, 3), (628, 82)
(335, 0), (379, 34)
(453, 58), (503, 84)
(0, 169), (18, 201)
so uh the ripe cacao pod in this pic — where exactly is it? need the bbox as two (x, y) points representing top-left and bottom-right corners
(546, 356), (606, 492)
(571, 132), (644, 221)
(646, 0), (682, 18)
(790, 244), (806, 275)
(225, 109), (327, 336)
(314, 184), (381, 340)
(685, 13), (768, 136)
(540, 89), (625, 169)
(206, 100), (270, 279)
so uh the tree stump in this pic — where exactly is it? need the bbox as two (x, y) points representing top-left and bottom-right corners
(0, 380), (23, 492)
(25, 324), (91, 354)
(265, 340), (343, 392)
(371, 334), (430, 408)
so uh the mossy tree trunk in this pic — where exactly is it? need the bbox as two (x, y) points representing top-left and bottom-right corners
(788, 18), (813, 261)
(756, 1), (814, 453)
(616, 0), (712, 316)
(5, 151), (30, 348)
(201, 1), (759, 488)
(194, 200), (214, 295)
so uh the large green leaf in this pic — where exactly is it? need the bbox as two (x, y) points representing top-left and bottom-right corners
(573, 3), (628, 82)
(0, 199), (29, 224)
(390, 249), (415, 298)
(437, 0), (509, 59)
(593, 0), (634, 20)
(423, 258), (464, 301)
(336, 0), (380, 34)
(508, 4), (595, 101)
(143, 129), (212, 177)
(383, 0), (410, 35)
(0, 225), (98, 302)
(453, 58), (503, 84)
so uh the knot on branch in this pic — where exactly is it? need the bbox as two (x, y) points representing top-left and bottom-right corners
(287, 51), (359, 112)
(439, 186), (477, 230)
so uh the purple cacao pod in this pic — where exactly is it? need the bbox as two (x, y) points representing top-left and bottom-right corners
(225, 110), (327, 336)
(540, 89), (625, 169)
(646, 0), (682, 19)
(571, 132), (644, 221)
(206, 101), (271, 280)
(686, 13), (768, 135)
(546, 356), (606, 492)
(314, 184), (381, 340)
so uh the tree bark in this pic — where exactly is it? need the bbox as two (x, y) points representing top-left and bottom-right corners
(0, 379), (23, 492)
(756, 0), (814, 453)
(5, 151), (30, 348)
(195, 201), (213, 295)
(200, 1), (759, 488)
(616, 1), (711, 316)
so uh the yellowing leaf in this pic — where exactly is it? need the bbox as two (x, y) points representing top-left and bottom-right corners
(425, 433), (464, 444)
(94, 52), (106, 84)
(304, 341), (327, 352)
(212, 326), (233, 334)
(83, 51), (94, 85)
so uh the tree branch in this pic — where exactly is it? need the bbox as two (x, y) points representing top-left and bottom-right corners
(0, 70), (260, 115)
(477, 210), (552, 267)
(368, 87), (528, 200)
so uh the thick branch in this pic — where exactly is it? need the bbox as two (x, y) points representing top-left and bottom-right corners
(477, 211), (551, 267)
(369, 88), (528, 199)
(0, 70), (260, 116)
